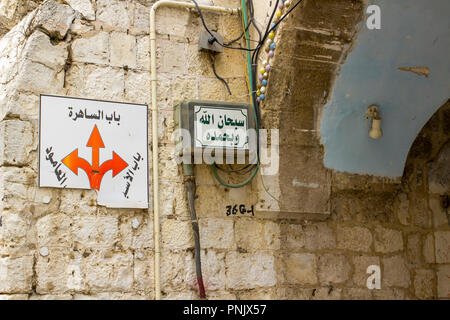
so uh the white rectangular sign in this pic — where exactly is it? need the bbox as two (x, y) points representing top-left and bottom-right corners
(39, 95), (148, 208)
(194, 105), (249, 149)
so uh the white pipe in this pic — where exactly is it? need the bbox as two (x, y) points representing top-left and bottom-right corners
(149, 0), (239, 300)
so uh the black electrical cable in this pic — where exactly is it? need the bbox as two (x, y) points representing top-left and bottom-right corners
(192, 0), (259, 52)
(209, 53), (232, 95)
(272, 0), (304, 31)
(185, 178), (206, 299)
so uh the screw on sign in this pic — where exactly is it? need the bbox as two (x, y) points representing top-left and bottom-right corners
(61, 125), (128, 190)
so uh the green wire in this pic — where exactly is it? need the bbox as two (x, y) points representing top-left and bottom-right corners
(211, 0), (260, 189)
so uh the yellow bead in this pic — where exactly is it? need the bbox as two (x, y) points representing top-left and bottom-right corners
(260, 68), (266, 74)
(269, 31), (275, 39)
(276, 10), (282, 19)
(257, 90), (261, 96)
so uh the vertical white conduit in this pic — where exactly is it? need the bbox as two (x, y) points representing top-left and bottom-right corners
(149, 1), (239, 300)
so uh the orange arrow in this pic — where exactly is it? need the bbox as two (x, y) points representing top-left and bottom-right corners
(90, 152), (128, 190)
(61, 148), (94, 187)
(86, 125), (104, 171)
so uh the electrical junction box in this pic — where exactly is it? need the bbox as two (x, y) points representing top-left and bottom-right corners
(174, 100), (256, 161)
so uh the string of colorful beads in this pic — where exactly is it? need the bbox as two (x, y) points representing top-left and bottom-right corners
(257, 0), (290, 103)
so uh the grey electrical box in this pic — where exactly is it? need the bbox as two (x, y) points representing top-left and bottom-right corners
(198, 31), (223, 53)
(174, 100), (256, 160)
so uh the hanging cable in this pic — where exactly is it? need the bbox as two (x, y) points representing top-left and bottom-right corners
(209, 53), (232, 95)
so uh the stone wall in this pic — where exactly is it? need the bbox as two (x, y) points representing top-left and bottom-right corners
(0, 0), (448, 300)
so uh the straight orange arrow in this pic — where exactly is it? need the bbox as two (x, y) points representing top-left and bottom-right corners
(86, 125), (104, 171)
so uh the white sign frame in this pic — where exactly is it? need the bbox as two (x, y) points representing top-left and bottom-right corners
(39, 94), (149, 209)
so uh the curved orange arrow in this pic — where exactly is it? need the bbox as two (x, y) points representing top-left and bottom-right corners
(61, 148), (95, 188)
(61, 126), (128, 191)
(90, 152), (129, 190)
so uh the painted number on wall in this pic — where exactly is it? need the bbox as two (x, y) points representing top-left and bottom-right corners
(226, 204), (255, 216)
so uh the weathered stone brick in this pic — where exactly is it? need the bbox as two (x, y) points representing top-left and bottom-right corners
(414, 269), (435, 299)
(36, 213), (72, 248)
(318, 254), (351, 284)
(225, 252), (276, 289)
(31, 0), (75, 39)
(201, 250), (226, 291)
(406, 234), (422, 266)
(352, 255), (380, 287)
(423, 233), (436, 264)
(66, 0), (95, 21)
(110, 32), (137, 68)
(0, 120), (33, 166)
(71, 32), (109, 65)
(281, 253), (317, 285)
(382, 255), (410, 288)
(235, 219), (280, 251)
(199, 218), (234, 250)
(435, 231), (450, 263)
(304, 222), (336, 250)
(23, 30), (68, 70)
(337, 225), (372, 252)
(96, 0), (131, 32)
(0, 256), (33, 293)
(374, 226), (403, 253)
(437, 265), (450, 299)
(73, 215), (119, 249)
(429, 195), (449, 227)
(161, 218), (193, 250)
(343, 288), (373, 300)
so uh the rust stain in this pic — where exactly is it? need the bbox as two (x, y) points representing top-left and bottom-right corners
(397, 66), (430, 78)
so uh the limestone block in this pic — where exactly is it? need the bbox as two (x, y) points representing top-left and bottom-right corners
(23, 30), (68, 70)
(282, 223), (306, 250)
(0, 90), (39, 121)
(74, 292), (148, 300)
(374, 226), (404, 253)
(437, 265), (450, 299)
(31, 0), (75, 40)
(0, 120), (33, 166)
(239, 288), (277, 300)
(382, 255), (410, 288)
(0, 294), (29, 300)
(199, 218), (234, 250)
(428, 142), (450, 194)
(311, 287), (342, 300)
(318, 254), (351, 285)
(206, 291), (237, 300)
(281, 253), (317, 285)
(36, 213), (72, 248)
(136, 36), (149, 71)
(0, 212), (31, 255)
(110, 32), (136, 68)
(59, 189), (97, 215)
(66, 64), (124, 101)
(96, 0), (131, 32)
(131, 218), (154, 250)
(343, 288), (373, 300)
(337, 225), (372, 252)
(66, 0), (95, 20)
(435, 231), (450, 263)
(73, 215), (119, 249)
(225, 252), (276, 289)
(160, 250), (195, 289)
(423, 233), (435, 264)
(429, 195), (449, 227)
(235, 219), (280, 251)
(410, 197), (431, 228)
(71, 32), (109, 65)
(161, 218), (193, 250)
(304, 222), (336, 250)
(0, 256), (33, 293)
(83, 250), (133, 292)
(406, 234), (422, 266)
(131, 2), (149, 35)
(414, 269), (435, 299)
(373, 288), (406, 300)
(156, 38), (186, 74)
(133, 249), (154, 292)
(396, 193), (410, 225)
(154, 7), (189, 38)
(36, 248), (81, 294)
(12, 59), (64, 94)
(201, 250), (226, 291)
(352, 255), (380, 287)
(29, 294), (73, 300)
(125, 70), (150, 104)
(0, 167), (35, 211)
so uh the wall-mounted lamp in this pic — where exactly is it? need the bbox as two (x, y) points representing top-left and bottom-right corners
(365, 105), (383, 139)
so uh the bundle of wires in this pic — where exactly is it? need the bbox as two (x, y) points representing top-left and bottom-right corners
(191, 0), (303, 189)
